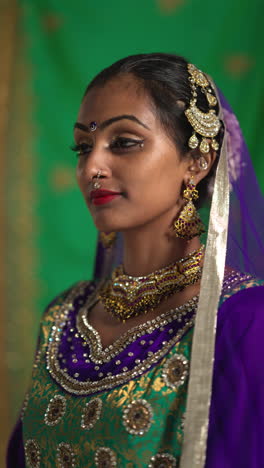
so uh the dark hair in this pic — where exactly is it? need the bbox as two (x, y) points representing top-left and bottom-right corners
(84, 53), (223, 207)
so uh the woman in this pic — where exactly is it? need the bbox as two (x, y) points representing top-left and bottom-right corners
(7, 53), (264, 467)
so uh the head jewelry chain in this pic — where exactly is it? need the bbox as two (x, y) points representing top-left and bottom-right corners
(185, 63), (221, 153)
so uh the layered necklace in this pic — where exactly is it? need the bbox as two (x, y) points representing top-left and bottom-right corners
(98, 245), (204, 322)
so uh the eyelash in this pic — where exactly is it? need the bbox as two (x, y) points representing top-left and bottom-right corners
(70, 137), (144, 157)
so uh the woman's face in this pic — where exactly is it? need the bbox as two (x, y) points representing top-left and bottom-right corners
(74, 74), (191, 233)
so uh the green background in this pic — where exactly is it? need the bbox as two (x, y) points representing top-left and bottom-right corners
(1, 0), (263, 462)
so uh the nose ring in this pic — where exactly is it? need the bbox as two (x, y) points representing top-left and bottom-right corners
(92, 171), (102, 189)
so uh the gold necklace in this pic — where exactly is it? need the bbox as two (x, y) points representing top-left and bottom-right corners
(98, 245), (204, 322)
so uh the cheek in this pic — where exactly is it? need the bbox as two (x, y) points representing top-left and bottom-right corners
(132, 156), (183, 204)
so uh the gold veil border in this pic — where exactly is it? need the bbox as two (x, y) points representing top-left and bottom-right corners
(179, 84), (229, 467)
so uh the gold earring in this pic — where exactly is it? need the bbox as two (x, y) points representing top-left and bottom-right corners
(99, 231), (117, 249)
(199, 157), (208, 170)
(173, 177), (205, 240)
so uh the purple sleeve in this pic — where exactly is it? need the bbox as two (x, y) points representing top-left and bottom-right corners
(6, 418), (25, 467)
(206, 285), (264, 468)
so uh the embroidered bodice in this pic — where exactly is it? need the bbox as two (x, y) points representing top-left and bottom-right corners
(21, 272), (263, 468)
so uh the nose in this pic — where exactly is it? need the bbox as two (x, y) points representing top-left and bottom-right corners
(77, 145), (111, 184)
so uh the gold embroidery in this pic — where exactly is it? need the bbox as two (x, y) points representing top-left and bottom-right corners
(56, 442), (76, 468)
(123, 399), (153, 435)
(81, 398), (102, 430)
(44, 394), (66, 426)
(106, 380), (138, 407)
(222, 273), (264, 304)
(162, 354), (188, 389)
(149, 452), (177, 467)
(77, 288), (198, 364)
(20, 392), (30, 420)
(46, 283), (197, 395)
(95, 447), (117, 467)
(24, 439), (41, 468)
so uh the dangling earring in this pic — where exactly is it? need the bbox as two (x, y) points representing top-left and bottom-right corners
(173, 177), (205, 240)
(199, 156), (208, 170)
(99, 231), (117, 249)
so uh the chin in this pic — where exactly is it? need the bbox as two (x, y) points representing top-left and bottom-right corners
(91, 211), (126, 233)
(92, 218), (120, 233)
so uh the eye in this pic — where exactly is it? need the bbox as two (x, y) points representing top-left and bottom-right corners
(70, 142), (92, 157)
(110, 137), (144, 152)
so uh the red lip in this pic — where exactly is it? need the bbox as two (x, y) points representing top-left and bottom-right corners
(90, 189), (121, 198)
(90, 189), (122, 206)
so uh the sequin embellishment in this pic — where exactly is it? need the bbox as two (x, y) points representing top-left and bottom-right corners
(56, 442), (76, 468)
(46, 282), (197, 395)
(95, 447), (117, 467)
(21, 392), (30, 420)
(162, 353), (188, 389)
(149, 453), (177, 467)
(24, 439), (41, 468)
(81, 397), (102, 430)
(44, 394), (66, 426)
(123, 399), (153, 435)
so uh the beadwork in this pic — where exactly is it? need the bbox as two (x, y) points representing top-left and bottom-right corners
(44, 394), (66, 426)
(24, 439), (41, 468)
(81, 398), (102, 430)
(46, 283), (198, 395)
(162, 354), (189, 389)
(123, 399), (153, 435)
(77, 292), (198, 364)
(20, 392), (30, 420)
(95, 447), (117, 467)
(98, 246), (204, 322)
(56, 442), (76, 468)
(148, 452), (177, 467)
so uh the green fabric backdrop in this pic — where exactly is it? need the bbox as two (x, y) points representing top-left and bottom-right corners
(2, 0), (263, 462)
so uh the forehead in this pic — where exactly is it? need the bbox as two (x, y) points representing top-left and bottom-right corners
(77, 75), (156, 126)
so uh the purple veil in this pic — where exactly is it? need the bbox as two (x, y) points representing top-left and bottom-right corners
(221, 91), (264, 276)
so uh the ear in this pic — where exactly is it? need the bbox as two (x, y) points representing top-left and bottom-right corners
(183, 149), (217, 186)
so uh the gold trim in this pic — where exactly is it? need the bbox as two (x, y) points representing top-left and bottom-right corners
(46, 284), (197, 395)
(77, 289), (198, 364)
(180, 85), (230, 467)
(0, 0), (18, 463)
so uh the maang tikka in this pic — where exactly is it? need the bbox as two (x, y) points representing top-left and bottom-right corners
(185, 63), (221, 154)
(173, 177), (205, 240)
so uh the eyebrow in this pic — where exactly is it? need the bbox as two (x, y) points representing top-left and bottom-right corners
(74, 114), (150, 133)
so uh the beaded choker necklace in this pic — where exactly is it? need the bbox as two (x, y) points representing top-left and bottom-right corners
(98, 245), (204, 322)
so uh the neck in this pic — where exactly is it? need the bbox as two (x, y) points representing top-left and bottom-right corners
(122, 216), (201, 277)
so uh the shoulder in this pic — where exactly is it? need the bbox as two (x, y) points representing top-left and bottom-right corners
(216, 273), (264, 368)
(218, 272), (264, 332)
(39, 280), (96, 343)
(220, 270), (264, 305)
(43, 280), (94, 319)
